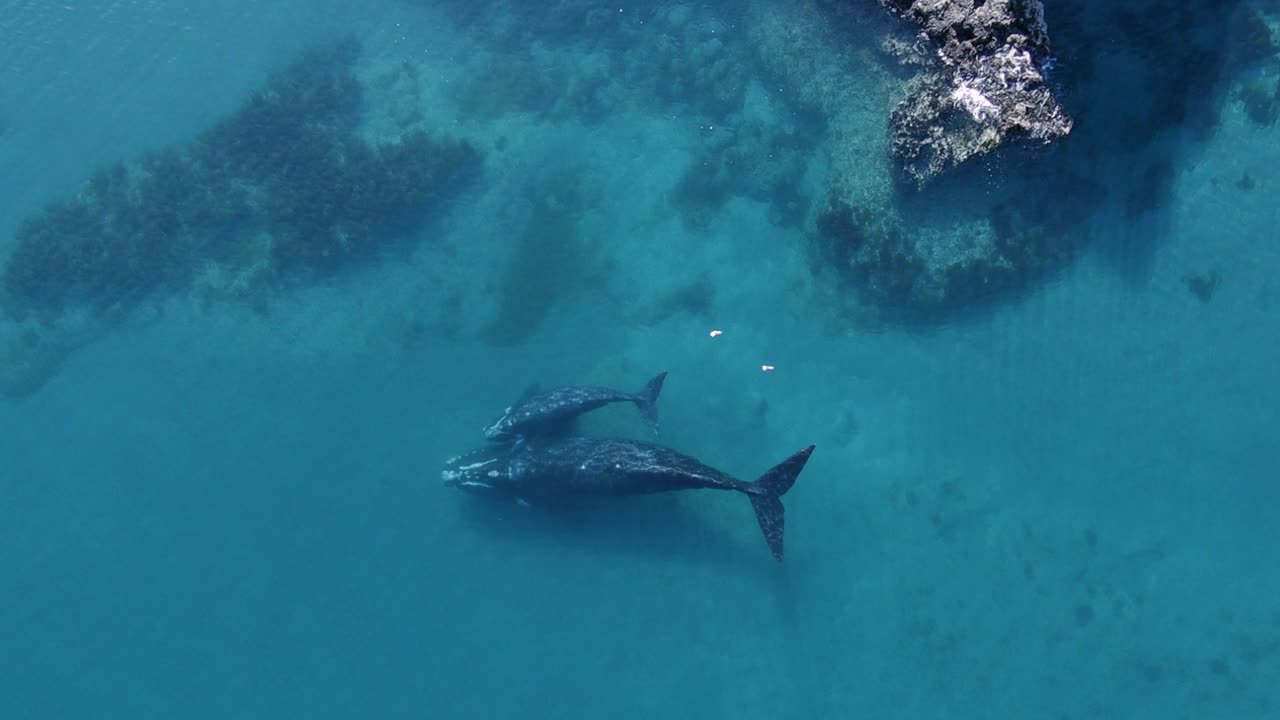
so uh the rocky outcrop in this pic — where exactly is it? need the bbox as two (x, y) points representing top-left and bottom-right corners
(812, 0), (1272, 323)
(880, 0), (1072, 185)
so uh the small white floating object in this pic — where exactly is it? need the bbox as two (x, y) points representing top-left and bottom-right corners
(761, 364), (776, 372)
(709, 329), (723, 337)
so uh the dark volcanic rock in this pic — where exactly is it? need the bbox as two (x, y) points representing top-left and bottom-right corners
(880, 0), (1072, 185)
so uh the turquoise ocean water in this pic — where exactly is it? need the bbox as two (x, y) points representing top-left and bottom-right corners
(2, 1), (1278, 717)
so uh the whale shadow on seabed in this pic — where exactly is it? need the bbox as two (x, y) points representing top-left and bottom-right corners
(453, 491), (769, 569)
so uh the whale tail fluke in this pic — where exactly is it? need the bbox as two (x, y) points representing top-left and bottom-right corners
(633, 371), (667, 436)
(745, 445), (815, 561)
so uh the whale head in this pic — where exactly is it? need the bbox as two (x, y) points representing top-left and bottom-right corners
(441, 446), (514, 494)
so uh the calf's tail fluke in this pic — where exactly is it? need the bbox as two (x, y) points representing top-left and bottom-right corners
(634, 371), (668, 436)
(745, 445), (815, 561)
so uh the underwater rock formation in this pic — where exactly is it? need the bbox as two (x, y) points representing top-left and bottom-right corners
(674, 120), (813, 230)
(810, 0), (1273, 324)
(436, 0), (752, 125)
(1, 36), (480, 319)
(880, 0), (1072, 186)
(816, 191), (1080, 323)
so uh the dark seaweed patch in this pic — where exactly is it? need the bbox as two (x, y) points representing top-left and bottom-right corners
(2, 36), (480, 319)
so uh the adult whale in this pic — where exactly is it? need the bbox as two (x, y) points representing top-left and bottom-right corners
(443, 437), (815, 560)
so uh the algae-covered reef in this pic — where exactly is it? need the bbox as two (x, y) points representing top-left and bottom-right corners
(1, 36), (480, 320)
(879, 0), (1073, 187)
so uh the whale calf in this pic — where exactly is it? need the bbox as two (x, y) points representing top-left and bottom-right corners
(483, 372), (667, 442)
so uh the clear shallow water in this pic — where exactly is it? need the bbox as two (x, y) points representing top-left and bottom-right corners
(1, 1), (1278, 718)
